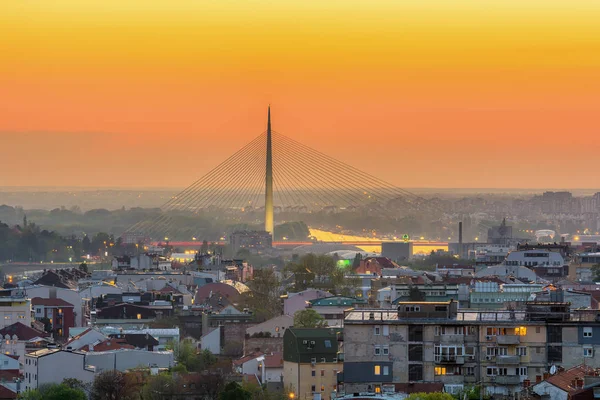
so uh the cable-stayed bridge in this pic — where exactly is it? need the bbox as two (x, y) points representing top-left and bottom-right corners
(126, 107), (450, 244)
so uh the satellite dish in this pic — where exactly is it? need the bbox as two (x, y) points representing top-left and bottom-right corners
(550, 365), (557, 375)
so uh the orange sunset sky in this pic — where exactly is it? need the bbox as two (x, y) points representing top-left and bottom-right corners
(1, 1), (599, 189)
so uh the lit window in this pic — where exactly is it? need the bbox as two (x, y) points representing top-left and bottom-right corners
(515, 327), (527, 336)
(375, 387), (381, 393)
(321, 385), (324, 392)
(137, 314), (142, 320)
(374, 365), (381, 375)
(435, 367), (446, 376)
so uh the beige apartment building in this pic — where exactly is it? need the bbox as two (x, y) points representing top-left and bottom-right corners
(341, 300), (600, 398)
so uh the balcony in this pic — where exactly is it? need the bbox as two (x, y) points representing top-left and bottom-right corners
(435, 335), (465, 344)
(436, 355), (465, 365)
(494, 375), (521, 385)
(496, 335), (520, 345)
(496, 356), (520, 365)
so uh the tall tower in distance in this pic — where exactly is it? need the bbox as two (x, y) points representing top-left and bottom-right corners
(264, 106), (274, 241)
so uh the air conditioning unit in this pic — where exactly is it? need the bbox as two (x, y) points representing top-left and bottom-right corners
(486, 335), (493, 340)
(486, 356), (494, 361)
(303, 340), (308, 345)
(311, 341), (316, 345)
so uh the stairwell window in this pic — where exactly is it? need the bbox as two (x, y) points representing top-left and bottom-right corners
(374, 365), (381, 375)
(584, 346), (594, 357)
(374, 326), (381, 336)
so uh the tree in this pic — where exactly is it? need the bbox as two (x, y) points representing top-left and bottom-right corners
(409, 286), (426, 301)
(352, 252), (363, 269)
(18, 383), (87, 400)
(90, 370), (138, 400)
(219, 382), (252, 400)
(405, 393), (454, 400)
(141, 373), (179, 400)
(241, 268), (282, 321)
(79, 262), (88, 273)
(175, 340), (217, 372)
(294, 309), (327, 328)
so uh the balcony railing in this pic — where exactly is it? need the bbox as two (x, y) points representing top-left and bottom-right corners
(494, 375), (521, 385)
(496, 335), (520, 345)
(496, 355), (520, 365)
(435, 355), (465, 364)
(435, 335), (465, 344)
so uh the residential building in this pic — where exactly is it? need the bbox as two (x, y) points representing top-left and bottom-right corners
(356, 258), (401, 276)
(24, 349), (95, 391)
(282, 289), (333, 316)
(25, 285), (84, 327)
(263, 352), (284, 383)
(0, 289), (31, 330)
(570, 252), (600, 282)
(469, 282), (544, 309)
(341, 300), (600, 398)
(84, 349), (174, 372)
(229, 230), (272, 254)
(246, 315), (293, 338)
(0, 323), (49, 363)
(283, 328), (342, 400)
(308, 296), (367, 327)
(532, 365), (594, 400)
(93, 303), (160, 327)
(503, 250), (565, 268)
(386, 284), (460, 308)
(31, 297), (75, 338)
(435, 265), (475, 278)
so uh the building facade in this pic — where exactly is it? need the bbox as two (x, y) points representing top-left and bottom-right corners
(341, 301), (600, 398)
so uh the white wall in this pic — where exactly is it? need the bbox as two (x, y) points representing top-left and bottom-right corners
(533, 381), (567, 400)
(201, 327), (221, 355)
(26, 286), (83, 327)
(24, 351), (95, 391)
(85, 350), (174, 372)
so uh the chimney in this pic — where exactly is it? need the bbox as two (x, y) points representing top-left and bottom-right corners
(458, 222), (463, 258)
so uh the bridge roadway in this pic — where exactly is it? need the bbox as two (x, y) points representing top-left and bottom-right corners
(153, 241), (449, 248)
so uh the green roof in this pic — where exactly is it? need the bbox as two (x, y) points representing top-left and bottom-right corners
(283, 328), (341, 363)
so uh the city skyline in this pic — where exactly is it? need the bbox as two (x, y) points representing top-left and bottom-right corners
(1, 1), (599, 189)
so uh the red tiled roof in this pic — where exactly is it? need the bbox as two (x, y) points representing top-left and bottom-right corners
(263, 353), (283, 369)
(0, 370), (19, 382)
(0, 322), (48, 341)
(158, 285), (181, 294)
(80, 339), (134, 352)
(542, 365), (594, 393)
(0, 384), (17, 399)
(233, 352), (263, 366)
(31, 297), (74, 307)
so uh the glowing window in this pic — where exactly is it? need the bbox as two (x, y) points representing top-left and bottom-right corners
(515, 327), (527, 336)
(137, 314), (142, 320)
(435, 367), (447, 376)
(374, 365), (381, 375)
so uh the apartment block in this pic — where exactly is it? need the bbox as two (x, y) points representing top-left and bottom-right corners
(341, 300), (600, 398)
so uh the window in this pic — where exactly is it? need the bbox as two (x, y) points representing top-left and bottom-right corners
(536, 327), (541, 333)
(487, 367), (497, 376)
(408, 364), (423, 381)
(464, 367), (475, 376)
(321, 385), (324, 392)
(515, 327), (527, 336)
(435, 366), (447, 376)
(374, 365), (381, 375)
(516, 347), (527, 356)
(321, 370), (325, 377)
(548, 345), (562, 363)
(519, 367), (528, 376)
(374, 346), (381, 355)
(136, 314), (142, 320)
(374, 326), (381, 335)
(311, 385), (316, 392)
(382, 326), (389, 336)
(408, 325), (423, 342)
(383, 345), (389, 356)
(383, 366), (389, 376)
(584, 327), (593, 338)
(324, 340), (331, 348)
(584, 347), (594, 358)
(409, 344), (423, 361)
(311, 370), (316, 377)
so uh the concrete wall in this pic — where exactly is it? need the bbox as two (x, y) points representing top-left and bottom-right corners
(533, 381), (567, 400)
(283, 361), (339, 400)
